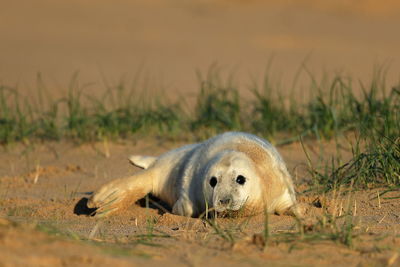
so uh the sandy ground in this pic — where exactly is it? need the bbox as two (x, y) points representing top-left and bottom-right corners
(1, 0), (400, 96)
(1, 1), (400, 266)
(1, 137), (400, 266)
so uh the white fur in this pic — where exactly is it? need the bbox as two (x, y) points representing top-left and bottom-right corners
(88, 132), (298, 217)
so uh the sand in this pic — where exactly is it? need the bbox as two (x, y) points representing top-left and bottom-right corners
(1, 0), (400, 95)
(1, 138), (400, 266)
(1, 1), (400, 266)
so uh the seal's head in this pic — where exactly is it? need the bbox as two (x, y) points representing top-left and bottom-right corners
(203, 151), (263, 214)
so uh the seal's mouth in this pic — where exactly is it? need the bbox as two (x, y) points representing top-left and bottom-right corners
(214, 204), (242, 213)
(214, 209), (243, 218)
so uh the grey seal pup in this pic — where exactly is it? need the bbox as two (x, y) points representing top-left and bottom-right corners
(88, 132), (300, 217)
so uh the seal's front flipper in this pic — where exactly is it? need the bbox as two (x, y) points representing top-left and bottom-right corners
(87, 169), (154, 217)
(172, 196), (194, 217)
(129, 155), (157, 169)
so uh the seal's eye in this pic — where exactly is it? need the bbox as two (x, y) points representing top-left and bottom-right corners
(209, 177), (217, 188)
(236, 175), (246, 185)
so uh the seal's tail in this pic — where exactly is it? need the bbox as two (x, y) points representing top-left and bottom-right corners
(87, 169), (154, 217)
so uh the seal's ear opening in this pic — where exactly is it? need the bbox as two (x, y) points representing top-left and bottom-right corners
(74, 197), (97, 216)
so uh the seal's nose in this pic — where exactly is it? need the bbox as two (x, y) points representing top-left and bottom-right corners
(219, 198), (231, 205)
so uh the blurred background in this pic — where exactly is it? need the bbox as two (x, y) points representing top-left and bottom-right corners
(1, 0), (399, 95)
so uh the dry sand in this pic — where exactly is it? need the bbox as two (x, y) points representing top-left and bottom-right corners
(1, 138), (400, 266)
(1, 1), (400, 266)
(1, 0), (400, 95)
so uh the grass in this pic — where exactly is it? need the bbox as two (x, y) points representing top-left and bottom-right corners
(202, 190), (358, 250)
(1, 69), (397, 143)
(252, 214), (357, 250)
(130, 195), (172, 247)
(311, 135), (400, 191)
(35, 222), (154, 259)
(0, 67), (399, 190)
(302, 75), (399, 191)
(191, 67), (242, 137)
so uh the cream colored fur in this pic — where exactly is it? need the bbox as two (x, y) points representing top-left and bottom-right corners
(87, 132), (298, 218)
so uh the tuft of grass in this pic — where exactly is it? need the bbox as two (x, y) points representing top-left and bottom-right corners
(312, 136), (400, 191)
(191, 67), (242, 136)
(63, 79), (93, 140)
(7, 206), (36, 217)
(36, 222), (154, 258)
(33, 73), (59, 140)
(299, 69), (400, 191)
(205, 218), (237, 246)
(135, 102), (181, 134)
(129, 195), (172, 247)
(250, 75), (298, 140)
(36, 222), (82, 241)
(201, 201), (357, 251)
(0, 86), (34, 143)
(254, 192), (357, 251)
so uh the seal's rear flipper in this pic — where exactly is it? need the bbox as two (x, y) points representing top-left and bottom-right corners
(129, 155), (157, 169)
(276, 203), (307, 219)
